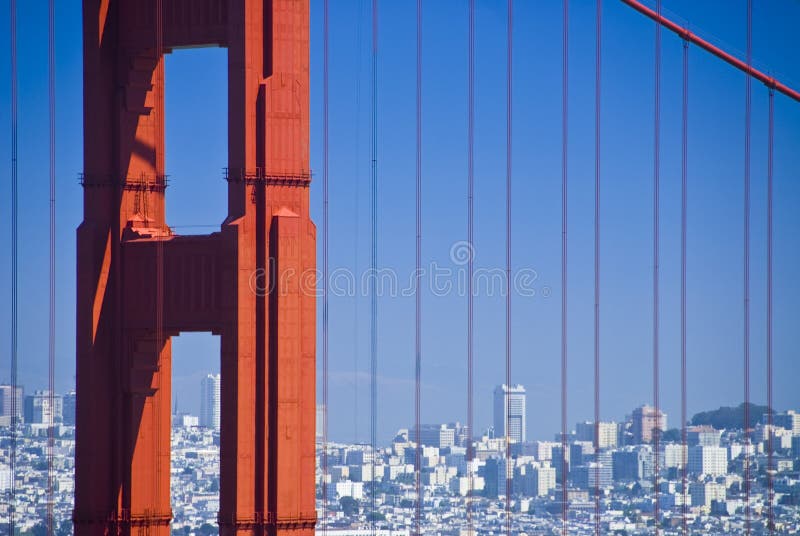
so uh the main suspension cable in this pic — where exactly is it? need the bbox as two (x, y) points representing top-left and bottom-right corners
(619, 0), (800, 104)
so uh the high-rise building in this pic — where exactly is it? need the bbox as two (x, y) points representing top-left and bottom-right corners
(200, 373), (221, 432)
(530, 463), (556, 497)
(62, 390), (77, 426)
(452, 422), (472, 448)
(23, 390), (63, 425)
(0, 464), (11, 491)
(689, 481), (726, 508)
(532, 440), (559, 461)
(411, 424), (456, 449)
(173, 413), (199, 428)
(494, 384), (527, 443)
(0, 384), (24, 426)
(612, 446), (654, 481)
(482, 458), (500, 498)
(570, 441), (595, 467)
(571, 451), (613, 491)
(631, 405), (667, 444)
(663, 443), (688, 469)
(515, 460), (556, 497)
(552, 445), (569, 483)
(688, 445), (728, 476)
(575, 421), (619, 449)
(792, 436), (800, 458)
(497, 458), (514, 498)
(317, 404), (325, 439)
(687, 425), (722, 447)
(325, 480), (364, 500)
(772, 410), (800, 436)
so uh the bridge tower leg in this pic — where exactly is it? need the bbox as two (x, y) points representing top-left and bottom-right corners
(75, 1), (315, 535)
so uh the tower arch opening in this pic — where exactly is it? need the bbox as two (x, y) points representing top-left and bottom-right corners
(164, 48), (228, 235)
(170, 332), (221, 531)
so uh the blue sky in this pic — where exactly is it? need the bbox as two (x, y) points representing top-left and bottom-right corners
(0, 0), (799, 443)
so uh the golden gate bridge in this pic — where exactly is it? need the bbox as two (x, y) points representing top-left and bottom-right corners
(4, 0), (799, 535)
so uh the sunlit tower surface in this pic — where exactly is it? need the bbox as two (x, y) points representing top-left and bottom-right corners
(74, 1), (316, 535)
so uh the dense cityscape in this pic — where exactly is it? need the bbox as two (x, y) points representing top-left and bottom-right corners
(1, 381), (800, 535)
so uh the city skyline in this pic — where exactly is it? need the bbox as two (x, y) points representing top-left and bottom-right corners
(2, 378), (792, 448)
(3, 391), (800, 533)
(1, 0), (799, 533)
(1, 1), (800, 446)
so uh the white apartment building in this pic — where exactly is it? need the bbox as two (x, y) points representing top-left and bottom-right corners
(575, 421), (619, 449)
(688, 445), (728, 476)
(663, 443), (688, 469)
(326, 480), (364, 500)
(689, 481), (726, 508)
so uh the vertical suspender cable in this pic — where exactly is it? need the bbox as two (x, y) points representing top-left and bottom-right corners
(153, 0), (165, 517)
(680, 38), (689, 536)
(593, 3), (601, 536)
(370, 0), (378, 531)
(322, 0), (329, 530)
(561, 0), (569, 533)
(9, 0), (18, 532)
(504, 2), (513, 535)
(652, 1), (662, 532)
(466, 0), (475, 529)
(47, 0), (56, 532)
(414, 0), (423, 534)
(766, 87), (774, 535)
(743, 2), (752, 532)
(354, 0), (364, 447)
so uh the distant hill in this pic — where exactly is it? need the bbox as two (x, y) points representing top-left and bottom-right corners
(690, 402), (770, 430)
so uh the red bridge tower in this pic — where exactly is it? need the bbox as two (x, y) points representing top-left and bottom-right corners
(74, 1), (316, 534)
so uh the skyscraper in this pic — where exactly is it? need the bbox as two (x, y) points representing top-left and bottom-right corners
(0, 384), (24, 426)
(62, 390), (77, 426)
(688, 445), (728, 476)
(494, 384), (527, 443)
(612, 445), (654, 481)
(411, 423), (456, 449)
(23, 390), (63, 425)
(631, 404), (667, 444)
(200, 374), (221, 432)
(575, 420), (619, 449)
(316, 404), (325, 439)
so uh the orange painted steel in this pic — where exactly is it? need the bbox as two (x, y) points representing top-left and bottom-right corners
(620, 0), (800, 103)
(74, 1), (316, 535)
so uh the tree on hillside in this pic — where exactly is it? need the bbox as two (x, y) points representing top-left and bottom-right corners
(340, 495), (360, 517)
(691, 402), (769, 430)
